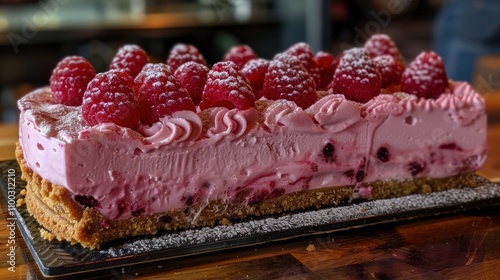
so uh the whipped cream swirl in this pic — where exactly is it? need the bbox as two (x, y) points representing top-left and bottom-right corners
(137, 111), (202, 146)
(436, 82), (486, 126)
(263, 100), (317, 132)
(309, 95), (362, 132)
(206, 107), (258, 138)
(363, 94), (405, 116)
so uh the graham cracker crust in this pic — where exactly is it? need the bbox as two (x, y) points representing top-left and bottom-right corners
(15, 143), (477, 249)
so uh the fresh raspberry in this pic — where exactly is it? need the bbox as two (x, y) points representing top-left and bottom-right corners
(110, 44), (149, 78)
(109, 69), (139, 95)
(223, 44), (258, 69)
(166, 43), (207, 71)
(200, 61), (255, 110)
(263, 53), (317, 109)
(364, 34), (405, 64)
(137, 66), (196, 124)
(135, 63), (172, 89)
(332, 48), (381, 103)
(241, 58), (270, 100)
(82, 71), (140, 128)
(314, 51), (338, 90)
(400, 51), (449, 99)
(285, 42), (322, 89)
(174, 61), (209, 105)
(373, 54), (405, 88)
(50, 56), (96, 106)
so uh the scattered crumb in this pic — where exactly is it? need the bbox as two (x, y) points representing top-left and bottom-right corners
(198, 109), (211, 133)
(40, 228), (56, 241)
(221, 218), (232, 226)
(422, 184), (432, 193)
(316, 90), (330, 100)
(16, 198), (25, 207)
(306, 244), (316, 252)
(20, 189), (27, 196)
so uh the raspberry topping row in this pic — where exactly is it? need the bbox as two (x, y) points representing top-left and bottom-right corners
(49, 34), (450, 129)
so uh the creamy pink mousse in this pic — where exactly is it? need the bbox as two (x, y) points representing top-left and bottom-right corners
(18, 81), (488, 220)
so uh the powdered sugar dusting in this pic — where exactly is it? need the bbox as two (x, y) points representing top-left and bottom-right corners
(401, 51), (448, 99)
(364, 34), (403, 62)
(224, 44), (258, 68)
(263, 53), (317, 109)
(199, 61), (255, 110)
(19, 87), (90, 139)
(373, 54), (405, 87)
(332, 48), (381, 103)
(167, 43), (207, 70)
(285, 42), (322, 88)
(138, 67), (195, 124)
(110, 44), (149, 77)
(242, 58), (270, 75)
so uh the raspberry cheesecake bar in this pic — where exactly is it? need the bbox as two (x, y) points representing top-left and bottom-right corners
(17, 34), (487, 248)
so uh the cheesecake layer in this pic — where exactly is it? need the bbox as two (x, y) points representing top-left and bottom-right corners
(18, 82), (488, 221)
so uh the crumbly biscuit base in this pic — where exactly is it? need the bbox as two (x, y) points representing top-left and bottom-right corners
(16, 143), (477, 249)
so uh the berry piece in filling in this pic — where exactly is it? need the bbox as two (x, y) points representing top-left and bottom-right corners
(248, 189), (269, 205)
(174, 61), (209, 105)
(50, 56), (96, 106)
(401, 51), (449, 99)
(314, 51), (338, 90)
(321, 142), (335, 162)
(110, 44), (149, 78)
(74, 195), (100, 208)
(332, 48), (381, 103)
(199, 61), (255, 110)
(355, 170), (366, 182)
(224, 44), (258, 69)
(408, 161), (426, 176)
(373, 55), (405, 88)
(166, 43), (208, 71)
(82, 71), (140, 128)
(285, 42), (322, 89)
(376, 147), (390, 162)
(439, 142), (462, 151)
(137, 65), (196, 124)
(131, 204), (145, 216)
(344, 169), (355, 180)
(241, 58), (270, 100)
(263, 53), (317, 109)
(364, 34), (405, 64)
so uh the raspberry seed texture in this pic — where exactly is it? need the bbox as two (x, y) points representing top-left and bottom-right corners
(50, 56), (96, 106)
(82, 71), (140, 128)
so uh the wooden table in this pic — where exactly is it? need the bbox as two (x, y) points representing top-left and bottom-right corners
(0, 121), (499, 279)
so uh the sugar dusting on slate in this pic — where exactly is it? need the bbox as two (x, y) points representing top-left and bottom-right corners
(96, 178), (500, 259)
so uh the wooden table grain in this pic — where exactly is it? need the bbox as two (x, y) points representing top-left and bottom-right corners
(0, 121), (499, 279)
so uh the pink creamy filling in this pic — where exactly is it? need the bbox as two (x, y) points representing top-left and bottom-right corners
(18, 82), (488, 220)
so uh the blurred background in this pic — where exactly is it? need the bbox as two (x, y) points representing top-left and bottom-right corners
(1, 0), (500, 124)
